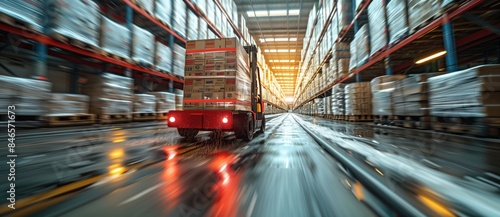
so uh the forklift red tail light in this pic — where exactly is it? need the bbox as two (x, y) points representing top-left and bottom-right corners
(169, 117), (176, 122)
(222, 117), (228, 123)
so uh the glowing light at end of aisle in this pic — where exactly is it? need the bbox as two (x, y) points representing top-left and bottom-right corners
(415, 51), (447, 64)
(285, 97), (294, 103)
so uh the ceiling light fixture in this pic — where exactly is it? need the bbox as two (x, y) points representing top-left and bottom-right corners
(415, 51), (447, 64)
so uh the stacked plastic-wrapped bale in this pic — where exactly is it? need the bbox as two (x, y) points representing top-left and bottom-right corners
(82, 73), (133, 123)
(345, 82), (372, 121)
(368, 0), (387, 56)
(173, 44), (185, 78)
(331, 83), (346, 119)
(393, 73), (441, 129)
(350, 25), (370, 73)
(132, 94), (157, 121)
(155, 41), (173, 73)
(132, 25), (154, 67)
(172, 0), (187, 38)
(333, 42), (351, 80)
(198, 18), (208, 40)
(408, 0), (442, 33)
(371, 75), (407, 124)
(100, 17), (131, 60)
(315, 98), (325, 116)
(0, 0), (44, 32)
(151, 92), (175, 119)
(0, 75), (51, 121)
(429, 65), (500, 136)
(337, 0), (354, 33)
(186, 9), (199, 41)
(46, 0), (100, 48)
(155, 0), (172, 27)
(45, 94), (94, 126)
(325, 96), (332, 118)
(183, 38), (251, 111)
(387, 0), (409, 45)
(134, 0), (154, 14)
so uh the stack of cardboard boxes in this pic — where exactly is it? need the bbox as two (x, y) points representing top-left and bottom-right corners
(183, 38), (251, 111)
(345, 82), (372, 118)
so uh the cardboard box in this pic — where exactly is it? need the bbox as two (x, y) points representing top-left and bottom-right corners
(224, 38), (238, 48)
(184, 92), (203, 99)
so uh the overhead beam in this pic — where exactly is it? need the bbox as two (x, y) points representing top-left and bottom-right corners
(462, 13), (500, 35)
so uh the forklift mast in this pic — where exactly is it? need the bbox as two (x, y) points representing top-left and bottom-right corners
(244, 45), (263, 119)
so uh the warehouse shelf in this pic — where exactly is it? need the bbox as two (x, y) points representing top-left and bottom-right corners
(122, 0), (186, 44)
(213, 0), (249, 45)
(294, 0), (498, 109)
(0, 23), (184, 84)
(184, 0), (224, 38)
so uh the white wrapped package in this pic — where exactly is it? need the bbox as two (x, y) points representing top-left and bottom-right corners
(133, 94), (156, 113)
(48, 93), (89, 115)
(155, 41), (173, 73)
(0, 75), (51, 99)
(332, 83), (346, 115)
(173, 44), (185, 77)
(82, 73), (133, 114)
(187, 9), (199, 41)
(371, 75), (407, 92)
(155, 0), (172, 27)
(408, 0), (442, 32)
(355, 25), (370, 67)
(387, 0), (409, 44)
(172, 0), (187, 38)
(151, 92), (175, 112)
(372, 88), (394, 116)
(101, 17), (131, 59)
(368, 0), (387, 55)
(0, 0), (44, 32)
(132, 25), (155, 65)
(198, 19), (208, 39)
(429, 65), (500, 117)
(11, 97), (47, 116)
(89, 98), (132, 114)
(135, 0), (154, 14)
(46, 0), (100, 47)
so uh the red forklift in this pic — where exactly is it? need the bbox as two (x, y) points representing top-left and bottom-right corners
(167, 45), (265, 141)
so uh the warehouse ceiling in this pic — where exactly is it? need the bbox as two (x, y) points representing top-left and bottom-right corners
(234, 0), (315, 99)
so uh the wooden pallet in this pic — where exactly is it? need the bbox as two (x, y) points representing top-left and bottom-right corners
(0, 115), (42, 128)
(133, 112), (157, 121)
(393, 115), (431, 129)
(52, 33), (99, 52)
(347, 115), (373, 122)
(432, 116), (500, 137)
(374, 115), (393, 125)
(157, 112), (169, 120)
(42, 114), (95, 126)
(131, 0), (153, 16)
(100, 50), (131, 63)
(410, 13), (442, 34)
(131, 60), (154, 69)
(0, 13), (39, 33)
(333, 115), (345, 120)
(98, 114), (132, 123)
(355, 0), (368, 13)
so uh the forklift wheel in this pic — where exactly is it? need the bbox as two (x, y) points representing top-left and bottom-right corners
(235, 114), (254, 141)
(177, 128), (199, 139)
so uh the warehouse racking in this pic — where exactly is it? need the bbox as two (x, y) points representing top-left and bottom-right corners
(0, 0), (289, 125)
(293, 0), (499, 109)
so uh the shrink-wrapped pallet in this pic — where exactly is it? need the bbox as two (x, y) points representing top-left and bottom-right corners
(394, 73), (443, 116)
(183, 38), (251, 111)
(172, 0), (187, 38)
(100, 17), (131, 59)
(371, 75), (407, 116)
(173, 44), (185, 77)
(198, 18), (208, 39)
(151, 92), (175, 112)
(133, 94), (156, 113)
(332, 83), (346, 115)
(0, 0), (44, 32)
(325, 96), (332, 115)
(82, 73), (133, 115)
(0, 75), (51, 116)
(337, 0), (354, 32)
(48, 94), (89, 115)
(429, 65), (500, 117)
(155, 41), (173, 73)
(135, 0), (154, 15)
(387, 0), (409, 44)
(187, 9), (199, 41)
(345, 82), (372, 115)
(368, 0), (387, 56)
(408, 0), (442, 32)
(155, 0), (172, 27)
(46, 0), (100, 47)
(132, 25), (155, 66)
(355, 25), (370, 68)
